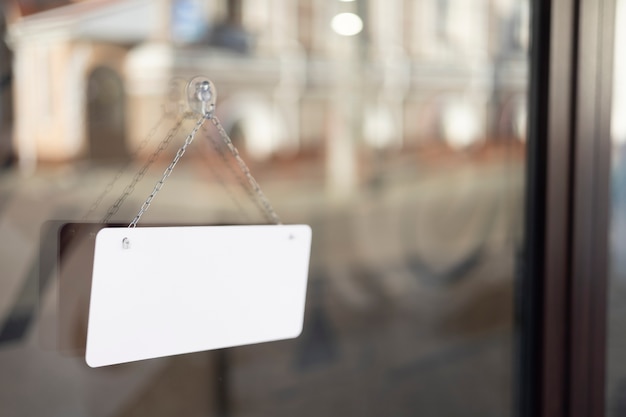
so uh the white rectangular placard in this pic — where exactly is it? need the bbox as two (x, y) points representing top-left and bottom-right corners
(86, 225), (312, 367)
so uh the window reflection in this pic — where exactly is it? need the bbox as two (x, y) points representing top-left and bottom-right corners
(0, 1), (527, 416)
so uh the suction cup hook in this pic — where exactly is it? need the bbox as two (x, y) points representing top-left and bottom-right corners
(187, 76), (217, 117)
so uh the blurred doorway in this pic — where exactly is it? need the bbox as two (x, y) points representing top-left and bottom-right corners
(87, 66), (127, 162)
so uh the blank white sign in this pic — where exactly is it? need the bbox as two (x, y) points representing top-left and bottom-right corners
(86, 225), (312, 368)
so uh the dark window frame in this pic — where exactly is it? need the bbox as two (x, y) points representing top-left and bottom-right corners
(520, 0), (616, 416)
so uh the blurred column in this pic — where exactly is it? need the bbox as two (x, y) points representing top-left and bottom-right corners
(10, 40), (36, 173)
(269, 0), (305, 154)
(365, 0), (409, 150)
(326, 2), (364, 201)
(10, 37), (71, 171)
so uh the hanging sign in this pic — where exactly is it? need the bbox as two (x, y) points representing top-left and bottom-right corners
(85, 224), (311, 367)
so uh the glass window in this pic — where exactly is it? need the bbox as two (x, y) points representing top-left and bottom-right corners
(0, 0), (528, 416)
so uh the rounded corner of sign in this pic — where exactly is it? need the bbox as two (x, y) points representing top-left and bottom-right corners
(85, 354), (100, 368)
(93, 227), (111, 241)
(289, 322), (305, 340)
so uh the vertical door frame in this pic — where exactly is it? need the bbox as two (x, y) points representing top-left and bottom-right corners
(521, 0), (616, 416)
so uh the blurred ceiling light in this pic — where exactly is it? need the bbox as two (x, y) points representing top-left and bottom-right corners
(331, 13), (363, 36)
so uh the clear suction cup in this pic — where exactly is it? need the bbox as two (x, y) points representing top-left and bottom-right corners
(187, 76), (217, 117)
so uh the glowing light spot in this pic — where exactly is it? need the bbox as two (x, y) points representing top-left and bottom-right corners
(331, 13), (363, 36)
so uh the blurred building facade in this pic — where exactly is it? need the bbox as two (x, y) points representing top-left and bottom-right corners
(3, 0), (528, 166)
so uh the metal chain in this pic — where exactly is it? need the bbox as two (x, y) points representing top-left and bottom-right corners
(201, 123), (278, 223)
(210, 115), (282, 225)
(128, 115), (208, 227)
(199, 124), (254, 222)
(100, 115), (187, 224)
(127, 113), (282, 228)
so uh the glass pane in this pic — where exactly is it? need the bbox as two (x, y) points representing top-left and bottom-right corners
(607, 0), (626, 415)
(0, 0), (528, 416)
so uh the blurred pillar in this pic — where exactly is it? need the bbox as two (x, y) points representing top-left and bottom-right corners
(12, 40), (39, 173)
(270, 0), (305, 154)
(367, 0), (409, 149)
(326, 31), (360, 201)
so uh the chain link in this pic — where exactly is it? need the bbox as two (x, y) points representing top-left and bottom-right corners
(127, 113), (282, 228)
(200, 124), (254, 222)
(201, 123), (278, 223)
(128, 115), (208, 227)
(100, 115), (187, 224)
(210, 115), (282, 225)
